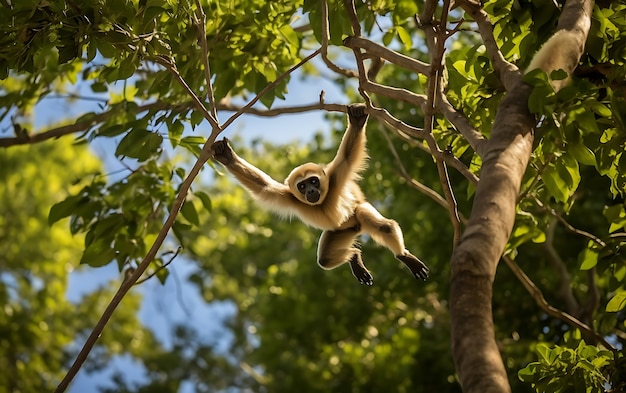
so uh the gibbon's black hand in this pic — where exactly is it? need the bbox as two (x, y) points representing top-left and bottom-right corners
(347, 103), (368, 129)
(212, 138), (235, 166)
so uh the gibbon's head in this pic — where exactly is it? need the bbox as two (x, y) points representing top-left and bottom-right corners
(285, 162), (328, 205)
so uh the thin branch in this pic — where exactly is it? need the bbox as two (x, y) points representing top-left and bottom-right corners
(56, 36), (323, 393)
(436, 82), (488, 157)
(502, 255), (616, 351)
(420, 0), (461, 244)
(458, 0), (519, 91)
(55, 139), (216, 393)
(545, 217), (580, 314)
(343, 36), (429, 75)
(382, 127), (456, 214)
(362, 80), (428, 107)
(533, 197), (607, 248)
(152, 55), (220, 131)
(217, 101), (346, 117)
(134, 246), (182, 285)
(193, 0), (219, 122)
(0, 102), (167, 148)
(342, 0), (370, 103)
(220, 48), (322, 131)
(321, 0), (358, 78)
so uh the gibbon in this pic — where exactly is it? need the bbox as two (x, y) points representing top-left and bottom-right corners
(212, 104), (429, 285)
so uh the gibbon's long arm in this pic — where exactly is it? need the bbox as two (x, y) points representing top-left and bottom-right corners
(212, 138), (294, 210)
(326, 104), (369, 188)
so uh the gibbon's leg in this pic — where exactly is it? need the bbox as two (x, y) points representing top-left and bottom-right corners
(317, 226), (373, 285)
(356, 202), (429, 281)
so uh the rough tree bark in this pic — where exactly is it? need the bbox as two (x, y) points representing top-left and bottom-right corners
(449, 1), (594, 392)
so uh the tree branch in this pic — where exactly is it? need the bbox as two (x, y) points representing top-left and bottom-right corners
(0, 102), (167, 148)
(343, 36), (429, 75)
(321, 0), (358, 78)
(152, 55), (221, 131)
(193, 0), (219, 122)
(545, 217), (580, 314)
(220, 48), (322, 132)
(420, 0), (462, 245)
(502, 255), (615, 351)
(458, 1), (519, 91)
(56, 29), (323, 393)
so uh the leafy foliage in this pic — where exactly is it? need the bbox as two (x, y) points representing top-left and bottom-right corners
(0, 0), (626, 392)
(518, 332), (621, 393)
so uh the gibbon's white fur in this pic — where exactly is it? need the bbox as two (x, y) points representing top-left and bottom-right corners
(212, 104), (429, 286)
(525, 30), (582, 91)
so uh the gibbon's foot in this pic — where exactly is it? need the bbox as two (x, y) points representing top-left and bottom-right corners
(396, 251), (429, 281)
(349, 254), (373, 286)
(212, 138), (234, 166)
(347, 104), (368, 129)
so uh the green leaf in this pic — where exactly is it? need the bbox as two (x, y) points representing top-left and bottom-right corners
(568, 142), (596, 166)
(195, 191), (213, 212)
(115, 129), (163, 161)
(168, 120), (185, 148)
(577, 110), (600, 134)
(156, 265), (170, 284)
(181, 200), (200, 226)
(578, 248), (598, 270)
(80, 238), (116, 267)
(542, 164), (569, 202)
(180, 136), (205, 157)
(606, 289), (626, 312)
(396, 26), (412, 50)
(394, 0), (418, 19)
(48, 195), (83, 225)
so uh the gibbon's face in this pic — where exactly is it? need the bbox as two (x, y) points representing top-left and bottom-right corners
(286, 163), (328, 205)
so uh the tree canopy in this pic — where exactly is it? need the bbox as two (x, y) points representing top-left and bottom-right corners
(0, 0), (625, 392)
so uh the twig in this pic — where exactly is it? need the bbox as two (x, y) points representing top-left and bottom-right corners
(458, 0), (519, 91)
(382, 127), (456, 214)
(0, 102), (167, 148)
(220, 48), (322, 131)
(502, 255), (616, 351)
(134, 247), (182, 285)
(343, 36), (429, 74)
(545, 217), (579, 313)
(321, 0), (358, 78)
(55, 36), (323, 393)
(55, 140), (215, 393)
(193, 0), (219, 122)
(421, 0), (461, 245)
(153, 55), (220, 131)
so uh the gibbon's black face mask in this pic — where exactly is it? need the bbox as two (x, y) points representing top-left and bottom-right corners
(297, 177), (321, 203)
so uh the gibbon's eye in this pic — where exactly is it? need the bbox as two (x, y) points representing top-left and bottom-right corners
(297, 182), (306, 193)
(310, 177), (319, 186)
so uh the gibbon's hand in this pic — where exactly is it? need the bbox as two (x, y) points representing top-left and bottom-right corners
(347, 103), (368, 129)
(212, 138), (235, 166)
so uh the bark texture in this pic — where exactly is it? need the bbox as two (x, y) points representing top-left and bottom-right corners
(449, 1), (594, 392)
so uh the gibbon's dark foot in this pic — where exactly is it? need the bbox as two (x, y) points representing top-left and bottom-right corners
(349, 254), (373, 286)
(212, 138), (234, 166)
(396, 251), (429, 282)
(347, 104), (368, 129)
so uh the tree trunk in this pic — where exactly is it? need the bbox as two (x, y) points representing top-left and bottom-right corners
(449, 1), (594, 392)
